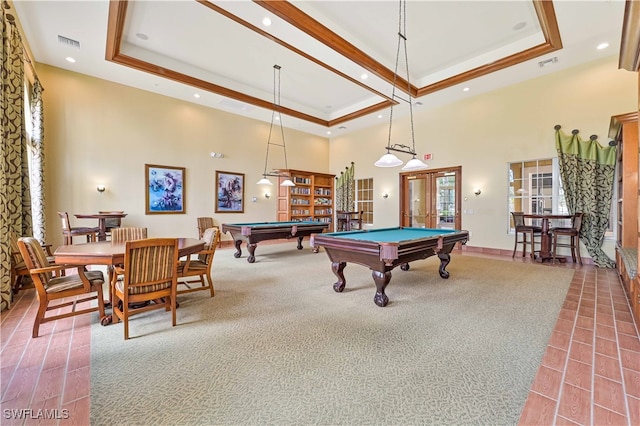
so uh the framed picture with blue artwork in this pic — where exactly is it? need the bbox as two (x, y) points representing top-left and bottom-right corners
(145, 164), (185, 214)
(215, 170), (244, 213)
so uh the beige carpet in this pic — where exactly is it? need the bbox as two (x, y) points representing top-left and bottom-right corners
(91, 243), (574, 425)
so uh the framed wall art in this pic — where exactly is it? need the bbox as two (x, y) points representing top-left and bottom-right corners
(145, 164), (186, 214)
(215, 171), (244, 213)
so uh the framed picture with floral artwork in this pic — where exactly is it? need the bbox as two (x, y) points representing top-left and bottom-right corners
(145, 164), (185, 214)
(215, 171), (244, 213)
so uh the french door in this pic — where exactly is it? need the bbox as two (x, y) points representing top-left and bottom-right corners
(400, 166), (462, 230)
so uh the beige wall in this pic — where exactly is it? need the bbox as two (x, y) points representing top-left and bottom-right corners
(330, 55), (638, 258)
(39, 64), (329, 246)
(40, 55), (637, 260)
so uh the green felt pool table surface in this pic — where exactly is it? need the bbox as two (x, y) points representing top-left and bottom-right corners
(318, 227), (460, 242)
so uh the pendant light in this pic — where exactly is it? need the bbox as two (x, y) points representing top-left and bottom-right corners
(257, 64), (295, 187)
(374, 0), (428, 171)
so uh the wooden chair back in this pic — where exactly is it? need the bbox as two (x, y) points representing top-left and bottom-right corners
(111, 227), (148, 243)
(197, 217), (215, 239)
(113, 238), (179, 339)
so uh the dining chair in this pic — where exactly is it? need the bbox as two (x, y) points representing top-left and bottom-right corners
(112, 238), (180, 340)
(9, 231), (60, 294)
(177, 226), (219, 297)
(197, 217), (215, 239)
(57, 211), (99, 245)
(109, 227), (148, 300)
(17, 237), (106, 338)
(98, 210), (124, 240)
(511, 212), (542, 259)
(550, 212), (584, 265)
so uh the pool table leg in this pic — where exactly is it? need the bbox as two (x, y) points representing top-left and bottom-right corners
(372, 270), (391, 307)
(296, 236), (304, 250)
(437, 252), (451, 279)
(246, 243), (257, 263)
(233, 239), (242, 258)
(331, 261), (347, 293)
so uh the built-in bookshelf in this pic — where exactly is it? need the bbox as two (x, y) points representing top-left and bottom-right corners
(277, 169), (335, 231)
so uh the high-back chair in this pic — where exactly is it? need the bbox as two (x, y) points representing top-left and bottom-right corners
(177, 226), (220, 297)
(550, 212), (584, 265)
(112, 238), (180, 340)
(57, 211), (99, 245)
(17, 237), (106, 338)
(197, 217), (215, 239)
(99, 210), (124, 240)
(511, 212), (542, 260)
(9, 231), (60, 294)
(109, 227), (148, 299)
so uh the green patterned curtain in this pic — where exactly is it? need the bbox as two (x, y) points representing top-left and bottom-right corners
(555, 126), (616, 268)
(335, 162), (355, 211)
(1, 9), (32, 310)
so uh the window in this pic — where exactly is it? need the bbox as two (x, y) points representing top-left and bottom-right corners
(508, 158), (614, 237)
(508, 159), (566, 231)
(356, 178), (373, 225)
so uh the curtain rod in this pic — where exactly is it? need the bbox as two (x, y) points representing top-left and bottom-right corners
(554, 125), (598, 141)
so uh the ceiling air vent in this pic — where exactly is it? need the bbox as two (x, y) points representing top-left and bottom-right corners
(57, 35), (80, 49)
(538, 57), (558, 68)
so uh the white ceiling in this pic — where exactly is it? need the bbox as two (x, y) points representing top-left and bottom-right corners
(10, 0), (627, 138)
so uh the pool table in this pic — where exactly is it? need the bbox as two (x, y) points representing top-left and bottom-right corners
(311, 227), (469, 307)
(221, 221), (330, 263)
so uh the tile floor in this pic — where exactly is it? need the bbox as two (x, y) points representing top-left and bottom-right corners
(1, 251), (638, 426)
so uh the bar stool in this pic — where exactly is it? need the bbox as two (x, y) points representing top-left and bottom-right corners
(511, 212), (542, 259)
(550, 212), (583, 265)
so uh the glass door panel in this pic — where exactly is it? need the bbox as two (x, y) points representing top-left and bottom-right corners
(408, 177), (428, 227)
(435, 174), (456, 229)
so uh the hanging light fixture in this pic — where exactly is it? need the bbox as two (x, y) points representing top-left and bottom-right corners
(257, 64), (295, 187)
(374, 0), (428, 171)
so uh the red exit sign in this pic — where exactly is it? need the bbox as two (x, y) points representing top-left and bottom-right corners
(423, 153), (432, 160)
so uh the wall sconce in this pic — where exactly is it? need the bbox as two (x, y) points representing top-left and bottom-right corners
(474, 188), (481, 196)
(96, 185), (106, 194)
(382, 193), (389, 199)
(264, 192), (271, 199)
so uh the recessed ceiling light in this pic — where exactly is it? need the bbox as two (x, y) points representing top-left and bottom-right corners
(136, 33), (148, 41)
(262, 17), (272, 26)
(463, 87), (470, 92)
(65, 57), (76, 63)
(361, 73), (368, 80)
(597, 42), (609, 50)
(327, 131), (331, 135)
(194, 93), (200, 99)
(377, 114), (383, 119)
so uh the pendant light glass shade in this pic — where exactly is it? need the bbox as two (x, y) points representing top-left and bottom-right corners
(374, 0), (427, 171)
(401, 157), (429, 171)
(374, 152), (404, 167)
(259, 65), (295, 187)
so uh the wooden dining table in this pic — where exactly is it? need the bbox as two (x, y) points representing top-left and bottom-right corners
(74, 212), (128, 241)
(524, 213), (573, 262)
(54, 238), (205, 324)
